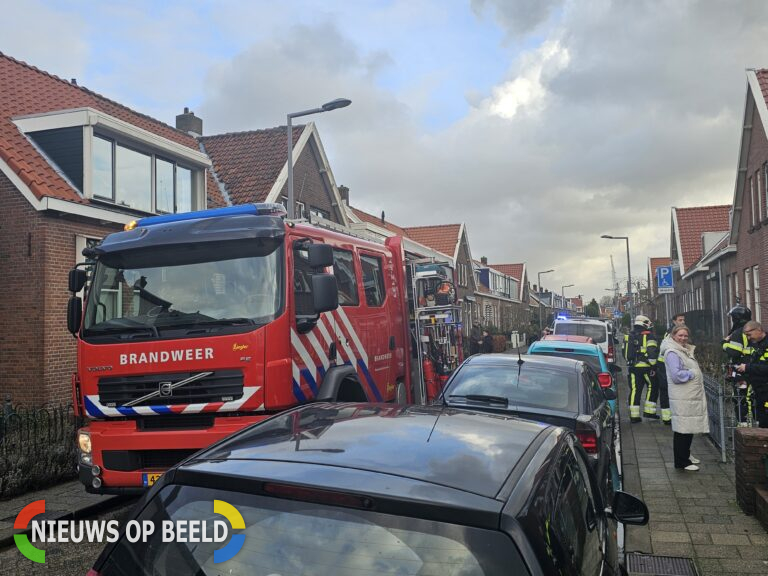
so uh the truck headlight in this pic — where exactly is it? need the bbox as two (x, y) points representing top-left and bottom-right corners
(78, 431), (91, 454)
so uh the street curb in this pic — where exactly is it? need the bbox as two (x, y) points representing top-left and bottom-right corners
(0, 494), (131, 551)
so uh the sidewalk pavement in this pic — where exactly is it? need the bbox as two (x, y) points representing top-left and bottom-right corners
(0, 480), (120, 548)
(619, 372), (768, 575)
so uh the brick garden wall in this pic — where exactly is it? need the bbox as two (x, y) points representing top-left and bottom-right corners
(735, 427), (768, 515)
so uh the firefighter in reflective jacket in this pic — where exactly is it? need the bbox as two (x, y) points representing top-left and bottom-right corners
(723, 304), (754, 423)
(734, 320), (768, 428)
(626, 315), (659, 423)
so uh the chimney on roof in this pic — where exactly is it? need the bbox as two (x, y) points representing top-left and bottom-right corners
(176, 107), (203, 137)
(338, 185), (349, 205)
(71, 78), (77, 85)
(481, 256), (488, 266)
(381, 211), (385, 224)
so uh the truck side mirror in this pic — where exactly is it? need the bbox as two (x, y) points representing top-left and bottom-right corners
(308, 244), (334, 268)
(67, 296), (82, 335)
(312, 274), (338, 313)
(69, 268), (87, 293)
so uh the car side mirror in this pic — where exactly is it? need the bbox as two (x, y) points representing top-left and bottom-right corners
(606, 491), (649, 525)
(312, 274), (338, 313)
(602, 387), (617, 401)
(67, 296), (82, 336)
(308, 244), (334, 268)
(69, 268), (87, 293)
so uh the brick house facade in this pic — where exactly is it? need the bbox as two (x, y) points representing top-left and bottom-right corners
(0, 53), (347, 406)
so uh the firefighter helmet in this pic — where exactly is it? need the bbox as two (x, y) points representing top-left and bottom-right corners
(728, 304), (752, 327)
(634, 315), (652, 329)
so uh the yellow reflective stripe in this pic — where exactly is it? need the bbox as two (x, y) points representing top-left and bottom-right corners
(723, 342), (745, 352)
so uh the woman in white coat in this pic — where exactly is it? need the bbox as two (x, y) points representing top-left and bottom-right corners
(660, 325), (708, 471)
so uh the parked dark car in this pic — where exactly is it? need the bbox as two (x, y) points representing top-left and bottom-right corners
(440, 354), (616, 496)
(90, 403), (647, 576)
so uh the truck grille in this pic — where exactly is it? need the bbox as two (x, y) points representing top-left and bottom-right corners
(98, 370), (243, 407)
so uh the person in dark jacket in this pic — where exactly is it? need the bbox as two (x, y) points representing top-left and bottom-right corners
(482, 330), (494, 353)
(734, 321), (768, 428)
(470, 322), (482, 355)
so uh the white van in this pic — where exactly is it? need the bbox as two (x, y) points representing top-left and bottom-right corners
(552, 318), (615, 364)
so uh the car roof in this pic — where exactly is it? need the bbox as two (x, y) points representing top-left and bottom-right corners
(461, 353), (584, 369)
(541, 334), (594, 343)
(529, 340), (603, 356)
(554, 318), (607, 326)
(180, 403), (552, 500)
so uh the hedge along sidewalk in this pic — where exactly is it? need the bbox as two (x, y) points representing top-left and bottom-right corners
(0, 480), (121, 550)
(618, 370), (768, 576)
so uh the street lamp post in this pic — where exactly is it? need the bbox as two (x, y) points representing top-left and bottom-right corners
(287, 98), (351, 219)
(562, 284), (574, 313)
(601, 235), (633, 320)
(537, 269), (555, 333)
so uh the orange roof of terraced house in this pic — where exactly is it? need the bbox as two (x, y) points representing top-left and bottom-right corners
(0, 52), (224, 207)
(672, 205), (730, 274)
(200, 126), (304, 205)
(350, 206), (410, 237)
(402, 224), (462, 259)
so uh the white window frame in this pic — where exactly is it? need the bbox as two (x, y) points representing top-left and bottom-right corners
(13, 107), (209, 213)
(758, 169), (764, 222)
(745, 268), (752, 311)
(751, 175), (756, 227)
(754, 266), (761, 323)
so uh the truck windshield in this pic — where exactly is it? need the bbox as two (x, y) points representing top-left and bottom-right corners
(83, 245), (283, 338)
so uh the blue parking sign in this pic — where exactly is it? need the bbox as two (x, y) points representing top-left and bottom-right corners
(657, 265), (674, 294)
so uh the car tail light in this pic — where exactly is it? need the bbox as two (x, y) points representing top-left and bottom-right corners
(264, 483), (374, 509)
(86, 570), (101, 576)
(607, 342), (615, 363)
(597, 372), (613, 389)
(576, 428), (599, 454)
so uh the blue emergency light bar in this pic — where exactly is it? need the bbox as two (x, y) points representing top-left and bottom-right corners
(125, 203), (287, 231)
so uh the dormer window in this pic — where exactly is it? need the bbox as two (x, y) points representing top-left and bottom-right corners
(15, 107), (210, 215)
(92, 135), (195, 213)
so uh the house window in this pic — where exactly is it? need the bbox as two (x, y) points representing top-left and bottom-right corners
(754, 266), (761, 322)
(745, 268), (752, 311)
(758, 169), (764, 222)
(735, 273), (740, 303)
(764, 163), (768, 220)
(751, 176), (756, 226)
(116, 144), (152, 212)
(93, 135), (197, 214)
(310, 207), (330, 221)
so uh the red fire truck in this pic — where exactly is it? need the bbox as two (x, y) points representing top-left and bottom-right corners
(67, 203), (419, 493)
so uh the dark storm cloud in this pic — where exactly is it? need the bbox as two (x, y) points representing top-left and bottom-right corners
(471, 0), (565, 37)
(198, 2), (768, 299)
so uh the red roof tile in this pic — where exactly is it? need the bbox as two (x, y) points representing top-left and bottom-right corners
(755, 70), (768, 110)
(402, 224), (462, 258)
(0, 52), (225, 206)
(489, 263), (524, 281)
(674, 205), (730, 273)
(350, 206), (409, 237)
(200, 126), (303, 205)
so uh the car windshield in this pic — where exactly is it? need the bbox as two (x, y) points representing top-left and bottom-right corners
(83, 244), (283, 338)
(98, 485), (524, 576)
(446, 364), (579, 412)
(554, 323), (607, 343)
(530, 350), (602, 373)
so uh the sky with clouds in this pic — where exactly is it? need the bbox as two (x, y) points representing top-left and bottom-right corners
(4, 0), (768, 303)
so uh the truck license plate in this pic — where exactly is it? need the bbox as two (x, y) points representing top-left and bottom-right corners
(143, 473), (162, 487)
